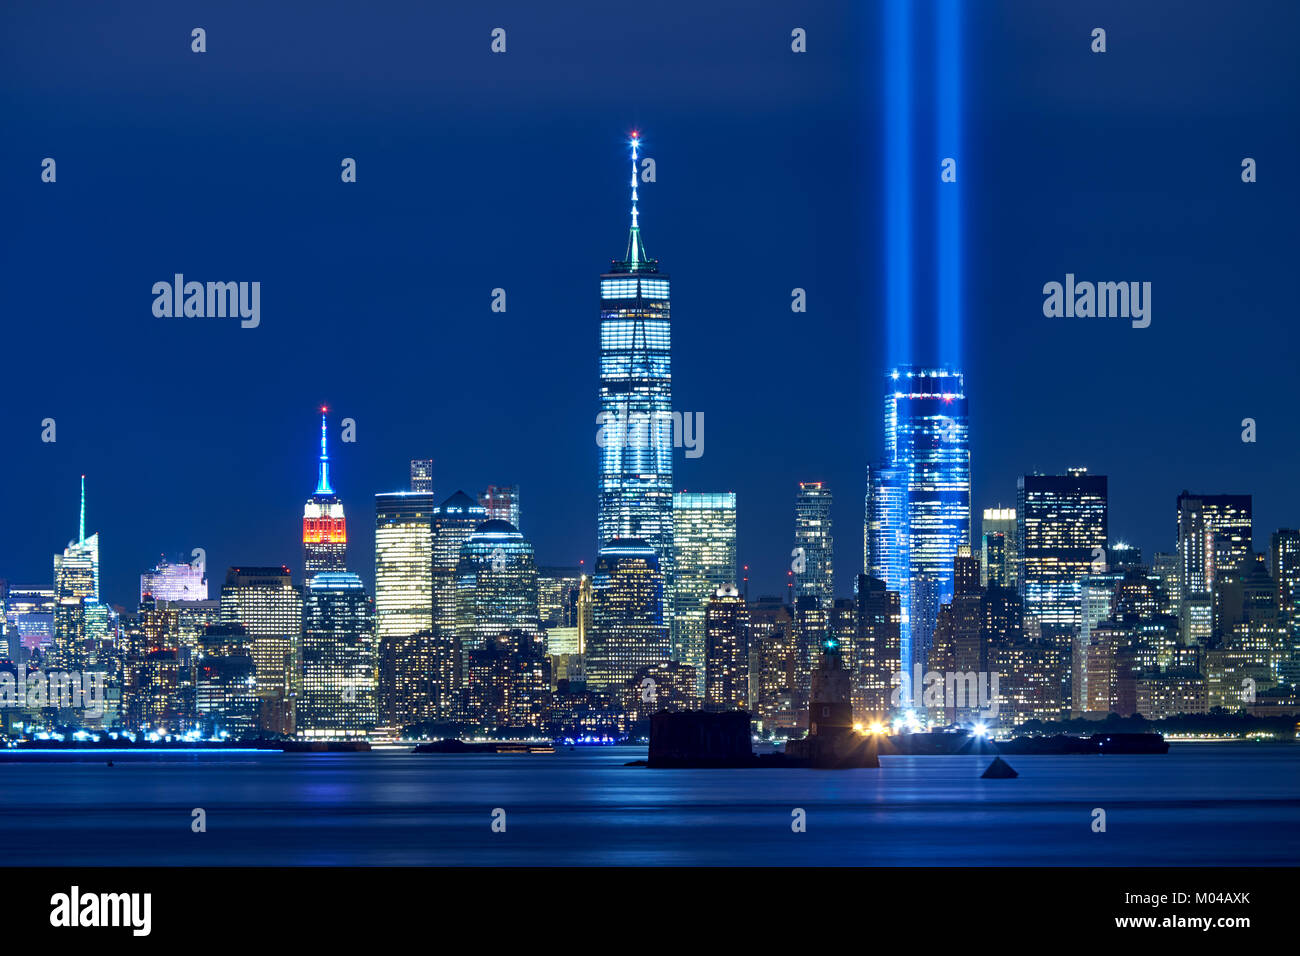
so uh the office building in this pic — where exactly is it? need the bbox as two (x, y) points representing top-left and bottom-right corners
(299, 571), (376, 740)
(672, 492), (738, 697)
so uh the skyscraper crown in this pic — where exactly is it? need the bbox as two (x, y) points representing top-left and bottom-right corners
(615, 131), (658, 273)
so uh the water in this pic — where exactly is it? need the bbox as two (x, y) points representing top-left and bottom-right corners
(2, 744), (1296, 865)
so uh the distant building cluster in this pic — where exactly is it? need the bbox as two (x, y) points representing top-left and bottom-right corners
(3, 148), (1297, 743)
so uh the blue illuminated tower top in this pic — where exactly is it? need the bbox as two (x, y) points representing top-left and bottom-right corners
(316, 408), (333, 495)
(597, 132), (673, 603)
(616, 131), (656, 273)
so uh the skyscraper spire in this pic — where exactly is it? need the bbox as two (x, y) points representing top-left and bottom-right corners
(304, 405), (347, 580)
(625, 131), (649, 266)
(78, 475), (86, 545)
(317, 407), (332, 494)
(599, 130), (673, 624)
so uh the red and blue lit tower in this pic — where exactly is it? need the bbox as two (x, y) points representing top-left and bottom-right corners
(303, 407), (347, 580)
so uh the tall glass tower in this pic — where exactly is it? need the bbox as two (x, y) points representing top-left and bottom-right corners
(303, 408), (346, 581)
(431, 490), (488, 717)
(671, 492), (738, 697)
(455, 519), (541, 655)
(793, 482), (834, 609)
(867, 368), (970, 690)
(586, 539), (671, 693)
(52, 475), (99, 666)
(299, 570), (376, 740)
(375, 486), (436, 730)
(597, 132), (673, 607)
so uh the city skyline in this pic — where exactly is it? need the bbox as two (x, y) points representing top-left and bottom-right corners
(6, 410), (1284, 615)
(4, 2), (1296, 611)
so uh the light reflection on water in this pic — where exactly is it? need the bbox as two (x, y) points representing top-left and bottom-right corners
(0, 744), (1295, 865)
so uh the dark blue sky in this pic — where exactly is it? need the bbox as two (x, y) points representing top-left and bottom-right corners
(2, 1), (1297, 607)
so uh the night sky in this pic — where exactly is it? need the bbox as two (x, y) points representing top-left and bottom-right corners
(2, 1), (1297, 608)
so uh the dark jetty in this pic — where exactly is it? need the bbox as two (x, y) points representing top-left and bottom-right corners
(645, 709), (878, 768)
(647, 711), (762, 767)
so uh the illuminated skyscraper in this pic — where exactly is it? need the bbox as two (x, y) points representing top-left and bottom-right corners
(791, 595), (829, 726)
(299, 571), (376, 740)
(195, 624), (259, 738)
(52, 476), (99, 666)
(1018, 468), (1108, 702)
(374, 486), (436, 730)
(597, 132), (673, 609)
(749, 596), (797, 732)
(671, 492), (738, 696)
(981, 507), (1018, 588)
(1018, 469), (1109, 630)
(586, 539), (671, 693)
(303, 408), (346, 581)
(479, 484), (520, 529)
(219, 566), (302, 732)
(1151, 551), (1181, 618)
(793, 482), (834, 610)
(455, 520), (541, 657)
(538, 566), (582, 628)
(431, 490), (488, 716)
(852, 575), (901, 721)
(704, 584), (749, 711)
(455, 520), (542, 727)
(1177, 492), (1252, 611)
(140, 558), (208, 603)
(1271, 529), (1300, 668)
(4, 588), (54, 654)
(410, 459), (434, 494)
(866, 368), (971, 684)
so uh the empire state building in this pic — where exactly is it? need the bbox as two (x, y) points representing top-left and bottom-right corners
(303, 407), (347, 580)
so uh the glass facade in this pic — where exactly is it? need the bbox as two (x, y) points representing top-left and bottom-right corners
(52, 480), (99, 667)
(455, 520), (541, 656)
(431, 490), (488, 718)
(586, 539), (670, 693)
(671, 492), (737, 697)
(597, 145), (673, 616)
(981, 507), (1018, 588)
(375, 491), (436, 730)
(218, 566), (303, 707)
(479, 484), (520, 529)
(1177, 492), (1252, 612)
(867, 368), (971, 682)
(374, 492), (435, 641)
(793, 482), (833, 609)
(300, 571), (376, 740)
(1018, 469), (1109, 633)
(1018, 468), (1108, 703)
(704, 584), (749, 711)
(140, 560), (208, 603)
